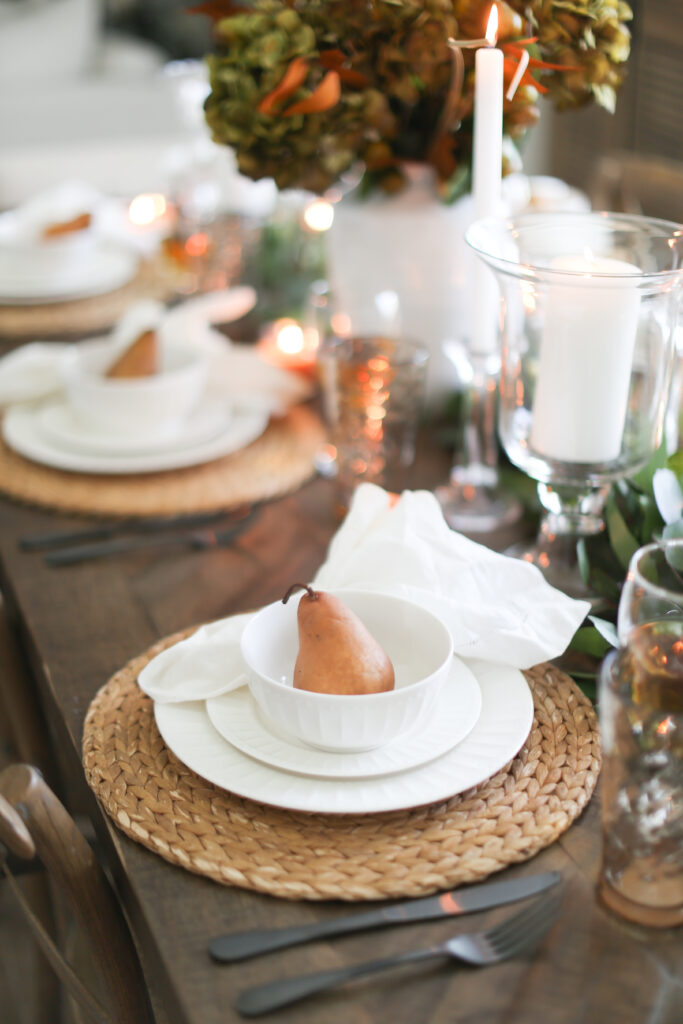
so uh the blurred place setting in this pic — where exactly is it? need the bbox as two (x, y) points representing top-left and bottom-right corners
(0, 4), (681, 1024)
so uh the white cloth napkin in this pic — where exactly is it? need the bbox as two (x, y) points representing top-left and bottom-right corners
(313, 484), (590, 667)
(137, 484), (590, 704)
(0, 342), (70, 406)
(0, 288), (312, 414)
(138, 615), (253, 702)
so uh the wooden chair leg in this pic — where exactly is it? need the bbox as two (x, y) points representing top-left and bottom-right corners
(2, 765), (155, 1024)
(0, 601), (58, 781)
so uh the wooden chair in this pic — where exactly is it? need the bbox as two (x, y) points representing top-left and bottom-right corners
(0, 763), (156, 1024)
(589, 150), (683, 222)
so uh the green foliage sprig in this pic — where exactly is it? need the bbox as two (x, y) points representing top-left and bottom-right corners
(569, 446), (683, 695)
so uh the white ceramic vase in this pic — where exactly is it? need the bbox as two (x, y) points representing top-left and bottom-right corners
(325, 165), (482, 408)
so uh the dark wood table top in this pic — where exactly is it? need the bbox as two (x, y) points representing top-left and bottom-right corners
(0, 445), (681, 1024)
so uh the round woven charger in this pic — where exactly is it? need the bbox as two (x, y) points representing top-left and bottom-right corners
(0, 258), (178, 339)
(83, 628), (601, 901)
(0, 406), (325, 517)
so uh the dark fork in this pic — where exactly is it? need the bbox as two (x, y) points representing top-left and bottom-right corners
(20, 507), (252, 551)
(44, 507), (259, 566)
(235, 890), (561, 1018)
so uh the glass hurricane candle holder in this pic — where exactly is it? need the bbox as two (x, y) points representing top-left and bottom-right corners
(466, 212), (683, 600)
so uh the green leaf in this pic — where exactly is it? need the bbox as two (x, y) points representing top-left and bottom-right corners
(630, 441), (668, 495)
(662, 519), (683, 570)
(653, 468), (683, 525)
(588, 566), (622, 602)
(577, 538), (591, 586)
(570, 626), (611, 658)
(574, 677), (597, 703)
(666, 449), (683, 487)
(605, 493), (640, 571)
(588, 615), (618, 648)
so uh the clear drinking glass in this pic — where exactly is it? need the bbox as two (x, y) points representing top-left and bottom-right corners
(598, 539), (683, 927)
(317, 333), (428, 508)
(465, 212), (683, 600)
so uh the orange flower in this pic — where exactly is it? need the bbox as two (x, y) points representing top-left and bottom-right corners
(258, 57), (310, 115)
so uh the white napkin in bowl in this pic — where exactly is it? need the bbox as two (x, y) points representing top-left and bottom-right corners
(0, 288), (311, 414)
(313, 484), (590, 668)
(138, 615), (252, 703)
(0, 342), (71, 406)
(137, 484), (590, 704)
(0, 181), (103, 245)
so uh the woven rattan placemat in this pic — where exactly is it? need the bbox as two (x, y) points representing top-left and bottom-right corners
(0, 258), (178, 339)
(0, 406), (325, 517)
(83, 628), (600, 901)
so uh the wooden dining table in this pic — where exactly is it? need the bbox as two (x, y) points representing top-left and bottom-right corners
(0, 433), (681, 1024)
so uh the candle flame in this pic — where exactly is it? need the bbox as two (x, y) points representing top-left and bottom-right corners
(275, 320), (305, 354)
(656, 715), (674, 736)
(303, 199), (334, 232)
(485, 5), (499, 46)
(128, 193), (167, 226)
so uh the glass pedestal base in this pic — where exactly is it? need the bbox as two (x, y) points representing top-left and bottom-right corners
(436, 470), (523, 534)
(598, 876), (683, 929)
(506, 484), (610, 606)
(436, 350), (523, 535)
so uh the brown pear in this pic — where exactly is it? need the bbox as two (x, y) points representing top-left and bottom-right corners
(282, 584), (395, 695)
(42, 211), (92, 239)
(106, 330), (159, 379)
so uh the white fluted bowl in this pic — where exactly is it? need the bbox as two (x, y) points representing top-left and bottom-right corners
(240, 590), (454, 753)
(62, 337), (208, 438)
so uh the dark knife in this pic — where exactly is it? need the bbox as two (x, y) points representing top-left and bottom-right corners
(20, 508), (248, 551)
(208, 870), (560, 963)
(45, 508), (259, 566)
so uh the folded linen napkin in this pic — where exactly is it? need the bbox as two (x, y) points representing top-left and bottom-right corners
(0, 288), (311, 415)
(137, 484), (590, 704)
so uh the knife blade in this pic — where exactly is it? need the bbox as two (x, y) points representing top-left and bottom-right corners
(45, 508), (259, 566)
(208, 870), (560, 963)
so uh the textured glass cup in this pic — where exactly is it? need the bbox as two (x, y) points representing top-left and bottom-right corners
(599, 539), (683, 927)
(466, 212), (683, 600)
(317, 334), (428, 505)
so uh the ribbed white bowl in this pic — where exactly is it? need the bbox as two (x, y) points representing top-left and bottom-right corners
(240, 590), (454, 753)
(62, 337), (208, 438)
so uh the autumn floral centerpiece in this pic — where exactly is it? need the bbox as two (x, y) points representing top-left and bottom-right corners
(197, 0), (633, 197)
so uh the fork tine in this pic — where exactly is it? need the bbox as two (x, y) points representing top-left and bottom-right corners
(486, 889), (562, 958)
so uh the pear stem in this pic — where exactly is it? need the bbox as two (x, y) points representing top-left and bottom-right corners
(282, 583), (318, 605)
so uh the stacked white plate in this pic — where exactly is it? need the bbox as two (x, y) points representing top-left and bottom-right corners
(3, 399), (269, 474)
(154, 655), (535, 814)
(0, 241), (140, 305)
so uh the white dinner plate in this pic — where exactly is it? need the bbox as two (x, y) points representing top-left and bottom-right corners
(3, 403), (269, 475)
(37, 398), (233, 457)
(205, 657), (482, 780)
(155, 659), (534, 814)
(0, 245), (139, 304)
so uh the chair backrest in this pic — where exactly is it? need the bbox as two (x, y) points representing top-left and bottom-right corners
(589, 151), (683, 222)
(0, 763), (155, 1024)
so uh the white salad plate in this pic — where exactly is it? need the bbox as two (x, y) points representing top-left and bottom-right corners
(155, 659), (534, 815)
(37, 398), (233, 457)
(0, 245), (139, 304)
(205, 656), (482, 780)
(3, 403), (269, 475)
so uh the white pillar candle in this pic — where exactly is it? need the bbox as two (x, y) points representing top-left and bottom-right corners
(530, 256), (642, 463)
(471, 8), (503, 355)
